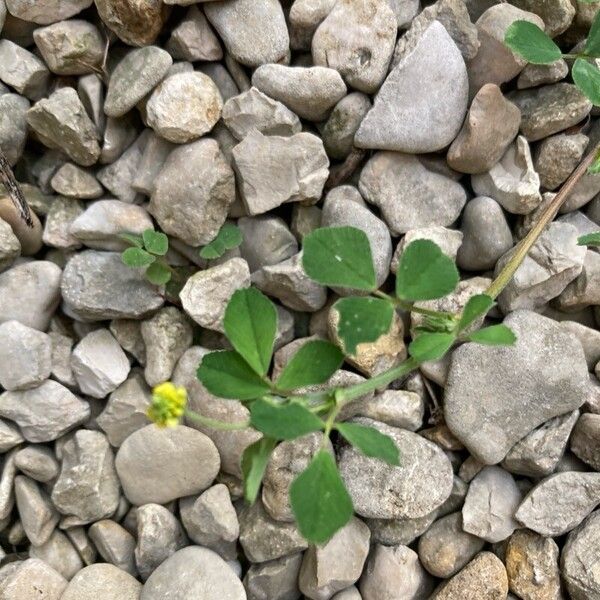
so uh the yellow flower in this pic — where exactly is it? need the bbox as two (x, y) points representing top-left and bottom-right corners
(147, 382), (187, 427)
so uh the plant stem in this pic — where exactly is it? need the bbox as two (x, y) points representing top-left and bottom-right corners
(185, 409), (250, 431)
(373, 290), (455, 318)
(0, 148), (33, 227)
(486, 142), (600, 300)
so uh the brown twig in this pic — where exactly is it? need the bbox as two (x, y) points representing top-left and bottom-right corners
(0, 148), (33, 228)
(325, 147), (367, 190)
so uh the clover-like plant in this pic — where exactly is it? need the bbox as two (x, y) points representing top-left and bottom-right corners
(121, 229), (172, 285)
(199, 223), (243, 260)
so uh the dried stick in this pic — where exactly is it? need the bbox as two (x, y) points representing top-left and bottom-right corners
(0, 148), (33, 228)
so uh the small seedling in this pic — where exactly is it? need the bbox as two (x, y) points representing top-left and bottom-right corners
(120, 229), (172, 285)
(199, 223), (243, 260)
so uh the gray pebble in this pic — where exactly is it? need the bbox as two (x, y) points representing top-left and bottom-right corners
(571, 413), (600, 471)
(61, 563), (141, 599)
(29, 529), (83, 580)
(243, 553), (302, 600)
(166, 6), (223, 62)
(0, 39), (49, 100)
(15, 475), (59, 546)
(0, 558), (67, 599)
(15, 445), (59, 483)
(88, 519), (137, 576)
(0, 93), (29, 166)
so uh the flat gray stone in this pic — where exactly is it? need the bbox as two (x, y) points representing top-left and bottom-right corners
(88, 520), (136, 575)
(29, 529), (84, 580)
(166, 6), (222, 62)
(0, 93), (29, 166)
(244, 553), (302, 600)
(15, 475), (60, 546)
(15, 445), (59, 483)
(5, 0), (92, 23)
(50, 163), (103, 199)
(61, 563), (141, 600)
(0, 558), (67, 599)
(445, 310), (589, 464)
(534, 132), (588, 191)
(0, 39), (49, 100)
(571, 413), (600, 471)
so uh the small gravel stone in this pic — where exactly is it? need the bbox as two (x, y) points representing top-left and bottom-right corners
(29, 529), (84, 580)
(355, 21), (468, 153)
(0, 260), (61, 330)
(561, 509), (600, 600)
(135, 503), (188, 580)
(570, 413), (600, 471)
(150, 138), (235, 245)
(61, 563), (141, 599)
(462, 466), (521, 543)
(0, 93), (30, 167)
(431, 552), (508, 599)
(339, 418), (454, 519)
(244, 553), (302, 600)
(502, 410), (579, 477)
(0, 320), (51, 391)
(555, 249), (600, 312)
(0, 380), (90, 442)
(359, 151), (467, 234)
(518, 59), (569, 89)
(15, 475), (60, 546)
(146, 72), (222, 144)
(88, 520), (136, 575)
(0, 419), (24, 452)
(42, 196), (83, 250)
(0, 39), (49, 100)
(299, 517), (370, 600)
(509, 83), (592, 142)
(61, 250), (164, 321)
(26, 87), (100, 166)
(505, 529), (562, 600)
(515, 472), (600, 536)
(445, 310), (589, 464)
(71, 329), (130, 398)
(115, 424), (220, 505)
(534, 132), (588, 191)
(167, 6), (222, 62)
(51, 430), (120, 526)
(50, 163), (103, 199)
(360, 543), (434, 600)
(0, 558), (67, 599)
(33, 20), (104, 76)
(252, 64), (347, 121)
(15, 445), (59, 483)
(233, 130), (329, 216)
(447, 83), (521, 174)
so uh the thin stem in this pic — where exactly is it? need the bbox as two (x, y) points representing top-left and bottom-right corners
(486, 142), (600, 300)
(373, 290), (455, 318)
(0, 148), (33, 227)
(185, 409), (250, 431)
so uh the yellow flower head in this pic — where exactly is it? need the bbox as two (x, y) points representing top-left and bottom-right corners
(147, 382), (187, 427)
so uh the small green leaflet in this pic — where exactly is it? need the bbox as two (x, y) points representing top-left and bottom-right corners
(142, 230), (168, 256)
(302, 226), (377, 291)
(120, 233), (143, 248)
(241, 437), (277, 503)
(504, 21), (562, 64)
(396, 240), (459, 302)
(200, 224), (243, 259)
(145, 261), (171, 285)
(458, 294), (494, 330)
(585, 10), (600, 56)
(336, 422), (400, 466)
(572, 58), (600, 106)
(588, 155), (600, 175)
(250, 398), (324, 440)
(467, 324), (517, 346)
(121, 247), (155, 268)
(224, 288), (277, 377)
(290, 450), (353, 544)
(578, 232), (600, 246)
(409, 332), (455, 363)
(333, 296), (394, 355)
(197, 351), (271, 400)
(275, 340), (344, 391)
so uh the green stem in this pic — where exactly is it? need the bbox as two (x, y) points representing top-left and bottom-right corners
(373, 290), (455, 318)
(486, 142), (600, 300)
(184, 409), (250, 430)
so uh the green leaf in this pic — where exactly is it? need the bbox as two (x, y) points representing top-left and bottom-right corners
(333, 296), (394, 355)
(250, 398), (324, 440)
(585, 10), (600, 56)
(302, 226), (377, 291)
(145, 261), (172, 285)
(276, 340), (344, 391)
(336, 422), (400, 466)
(197, 351), (271, 400)
(588, 154), (600, 174)
(142, 229), (168, 256)
(200, 224), (243, 259)
(409, 332), (455, 362)
(504, 21), (562, 64)
(223, 288), (277, 377)
(467, 324), (517, 346)
(578, 232), (600, 246)
(121, 247), (156, 268)
(290, 450), (353, 544)
(572, 58), (600, 105)
(241, 437), (277, 503)
(119, 233), (144, 248)
(458, 294), (494, 330)
(396, 240), (459, 301)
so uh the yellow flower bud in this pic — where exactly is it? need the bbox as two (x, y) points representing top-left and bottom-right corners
(147, 382), (187, 427)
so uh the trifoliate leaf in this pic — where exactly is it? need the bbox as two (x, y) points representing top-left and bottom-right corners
(223, 288), (277, 377)
(396, 240), (459, 301)
(336, 422), (400, 466)
(585, 10), (600, 56)
(467, 324), (517, 346)
(142, 229), (169, 256)
(504, 21), (562, 64)
(200, 223), (243, 259)
(241, 437), (277, 503)
(572, 58), (600, 106)
(333, 296), (394, 355)
(250, 398), (324, 440)
(458, 294), (495, 330)
(290, 450), (353, 544)
(302, 226), (377, 291)
(197, 351), (271, 400)
(119, 233), (144, 248)
(121, 247), (155, 268)
(408, 332), (455, 363)
(275, 340), (344, 391)
(145, 261), (172, 285)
